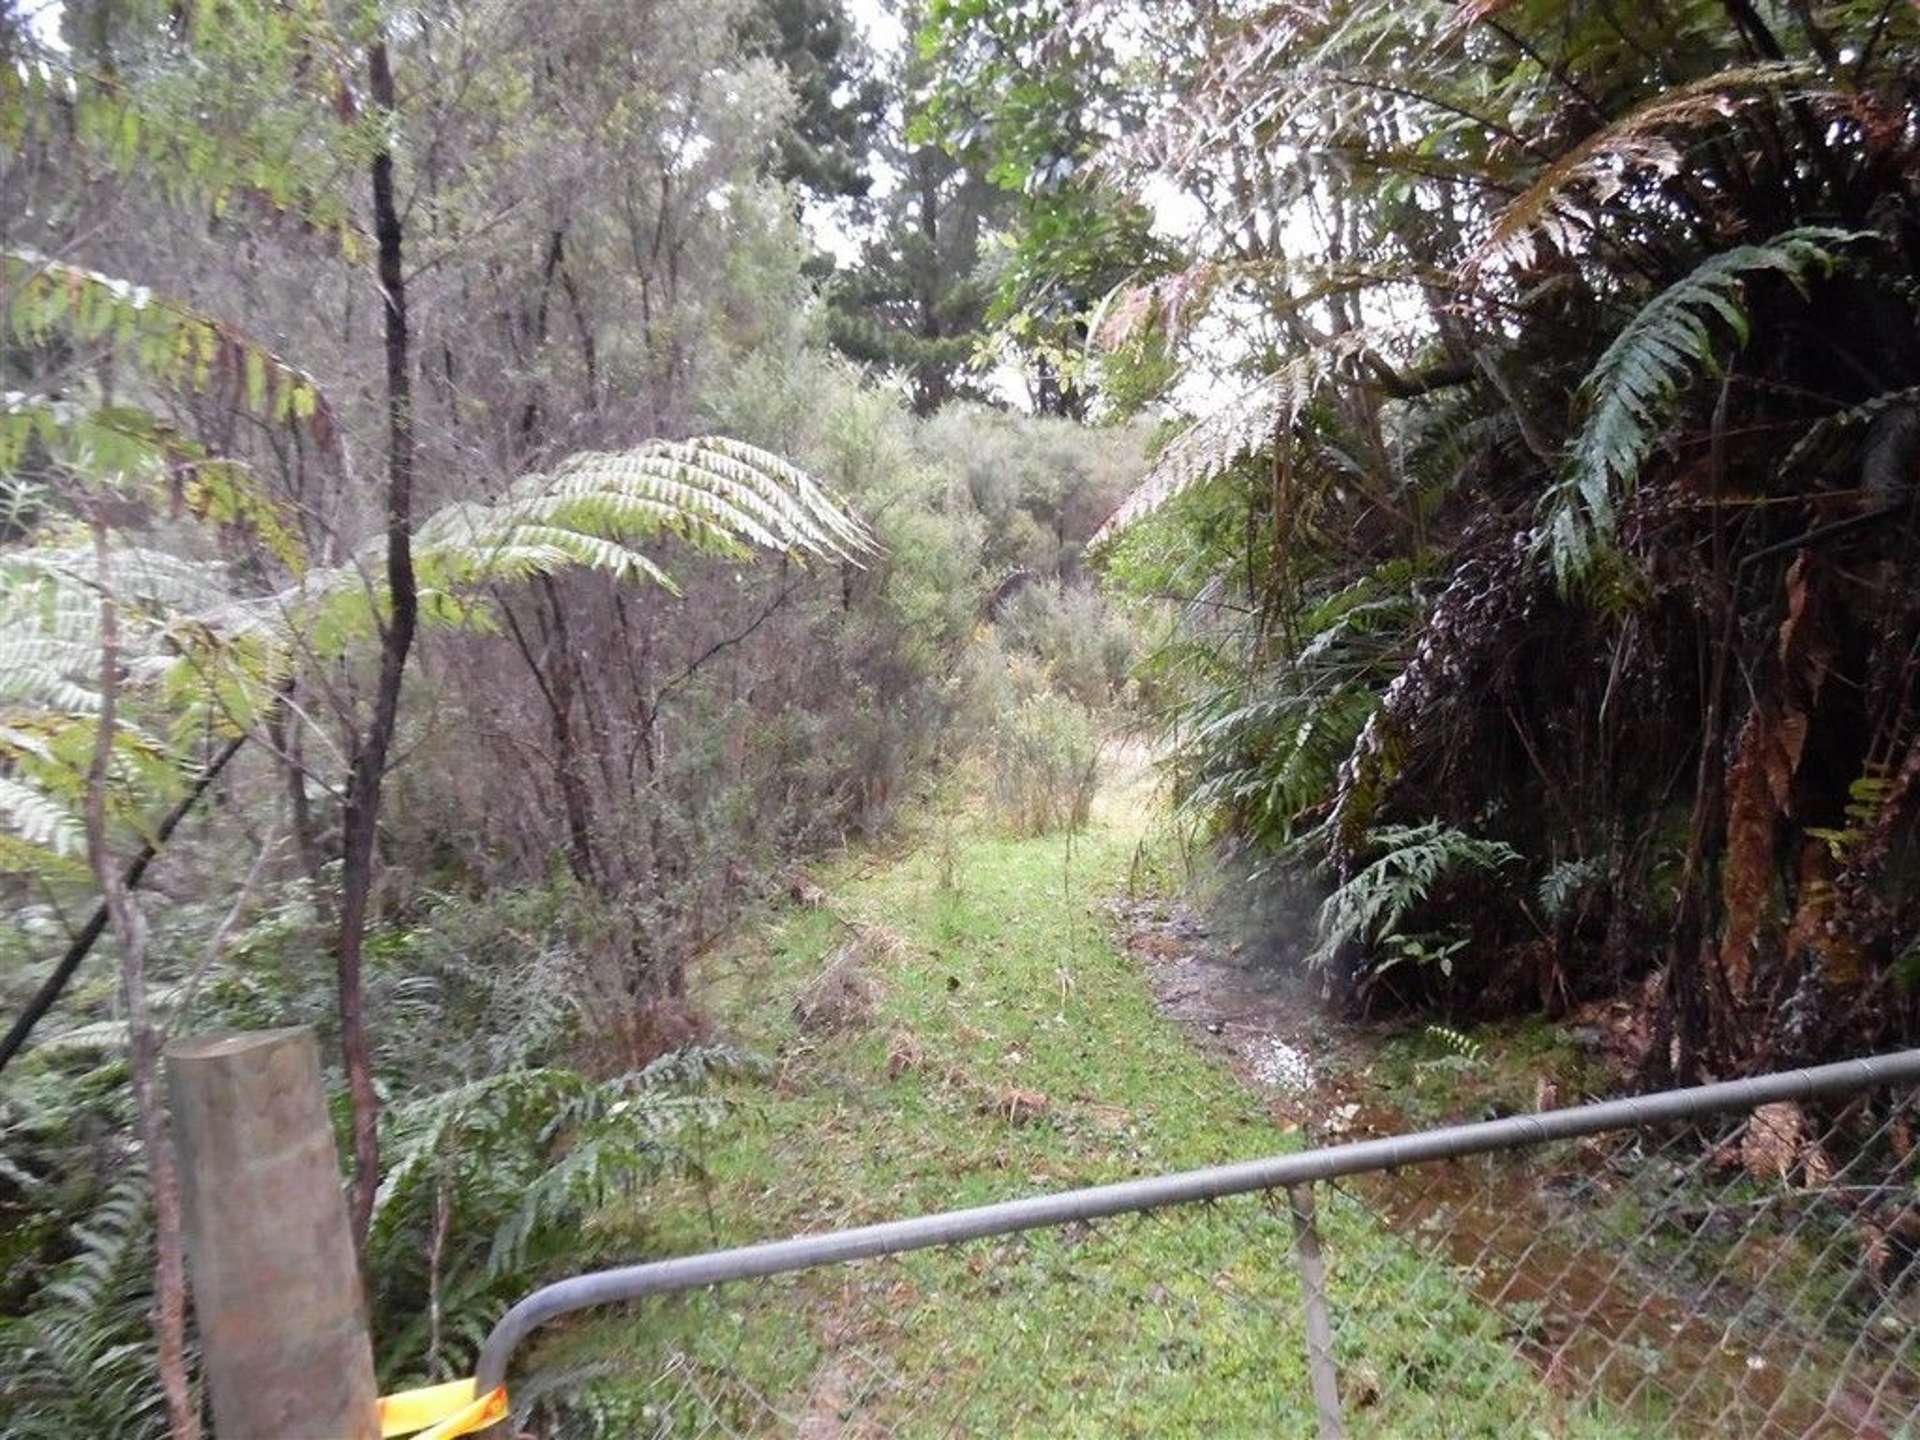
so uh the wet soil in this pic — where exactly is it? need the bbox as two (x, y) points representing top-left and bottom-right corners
(1112, 895), (1920, 1439)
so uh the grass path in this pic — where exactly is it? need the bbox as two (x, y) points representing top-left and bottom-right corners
(537, 766), (1629, 1436)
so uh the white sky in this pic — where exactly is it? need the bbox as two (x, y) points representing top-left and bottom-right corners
(849, 0), (906, 57)
(22, 0), (67, 50)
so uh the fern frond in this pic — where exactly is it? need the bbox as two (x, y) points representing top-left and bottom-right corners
(1307, 821), (1520, 970)
(2, 543), (242, 616)
(485, 1132), (666, 1277)
(1090, 336), (1370, 547)
(0, 400), (307, 572)
(291, 438), (872, 651)
(0, 1172), (166, 1440)
(1545, 227), (1861, 587)
(1471, 65), (1821, 271)
(3, 250), (333, 443)
(1778, 384), (1920, 478)
(1423, 1024), (1483, 1063)
(1536, 856), (1605, 920)
(364, 1047), (754, 1381)
(0, 775), (85, 857)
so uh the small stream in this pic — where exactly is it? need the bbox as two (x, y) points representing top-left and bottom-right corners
(1113, 895), (1920, 1438)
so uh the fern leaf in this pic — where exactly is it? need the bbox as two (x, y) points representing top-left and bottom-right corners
(0, 775), (85, 857)
(3, 250), (334, 448)
(1536, 857), (1604, 921)
(1545, 227), (1862, 587)
(293, 437), (871, 648)
(1090, 337), (1369, 547)
(1778, 383), (1920, 478)
(1308, 821), (1519, 970)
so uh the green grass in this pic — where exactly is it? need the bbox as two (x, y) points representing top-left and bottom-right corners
(523, 771), (1640, 1436)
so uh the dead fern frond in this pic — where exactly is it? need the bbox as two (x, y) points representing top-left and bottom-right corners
(1470, 65), (1821, 274)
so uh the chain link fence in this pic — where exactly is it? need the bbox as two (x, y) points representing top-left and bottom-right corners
(482, 1054), (1920, 1438)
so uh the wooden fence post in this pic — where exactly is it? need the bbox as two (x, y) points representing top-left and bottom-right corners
(167, 1027), (379, 1439)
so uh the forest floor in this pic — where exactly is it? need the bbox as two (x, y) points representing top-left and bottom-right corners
(537, 754), (1636, 1436)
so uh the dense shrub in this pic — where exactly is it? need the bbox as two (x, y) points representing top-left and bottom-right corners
(997, 580), (1135, 708)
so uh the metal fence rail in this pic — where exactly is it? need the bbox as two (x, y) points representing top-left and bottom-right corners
(478, 1049), (1920, 1437)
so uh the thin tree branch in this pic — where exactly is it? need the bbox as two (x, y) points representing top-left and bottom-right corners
(0, 730), (250, 1074)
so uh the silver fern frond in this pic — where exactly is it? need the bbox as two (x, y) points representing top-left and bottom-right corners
(1089, 336), (1374, 548)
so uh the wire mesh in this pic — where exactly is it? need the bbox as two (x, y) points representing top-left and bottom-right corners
(1315, 1090), (1920, 1437)
(511, 1087), (1920, 1438)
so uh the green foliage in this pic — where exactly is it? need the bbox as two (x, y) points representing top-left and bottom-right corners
(0, 424), (873, 873)
(2, 250), (323, 576)
(914, 0), (1179, 413)
(367, 1048), (752, 1382)
(1805, 774), (1894, 860)
(0, 853), (757, 1423)
(1026, 0), (1920, 1055)
(995, 580), (1134, 706)
(536, 768), (1623, 1437)
(1, 0), (361, 243)
(3, 251), (327, 438)
(913, 403), (1146, 576)
(816, 2), (1009, 412)
(0, 1172), (165, 1440)
(1423, 1023), (1484, 1065)
(0, 541), (250, 884)
(1308, 823), (1521, 973)
(1536, 857), (1605, 922)
(1546, 227), (1861, 586)
(1, 0), (1143, 1430)
(293, 437), (875, 655)
(737, 0), (886, 201)
(961, 634), (1104, 835)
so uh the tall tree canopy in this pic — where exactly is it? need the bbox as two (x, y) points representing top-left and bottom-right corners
(825, 6), (1012, 413)
(740, 0), (888, 202)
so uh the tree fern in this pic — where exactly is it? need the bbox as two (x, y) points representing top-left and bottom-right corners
(1545, 227), (1860, 587)
(0, 416), (873, 876)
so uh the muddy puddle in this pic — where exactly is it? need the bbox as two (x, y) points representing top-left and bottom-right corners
(1112, 896), (1920, 1438)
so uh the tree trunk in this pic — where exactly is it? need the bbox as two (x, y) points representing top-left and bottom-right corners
(86, 523), (200, 1440)
(336, 36), (419, 1250)
(536, 577), (601, 887)
(269, 681), (326, 888)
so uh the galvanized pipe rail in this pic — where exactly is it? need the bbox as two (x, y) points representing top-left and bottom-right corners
(475, 1047), (1920, 1400)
